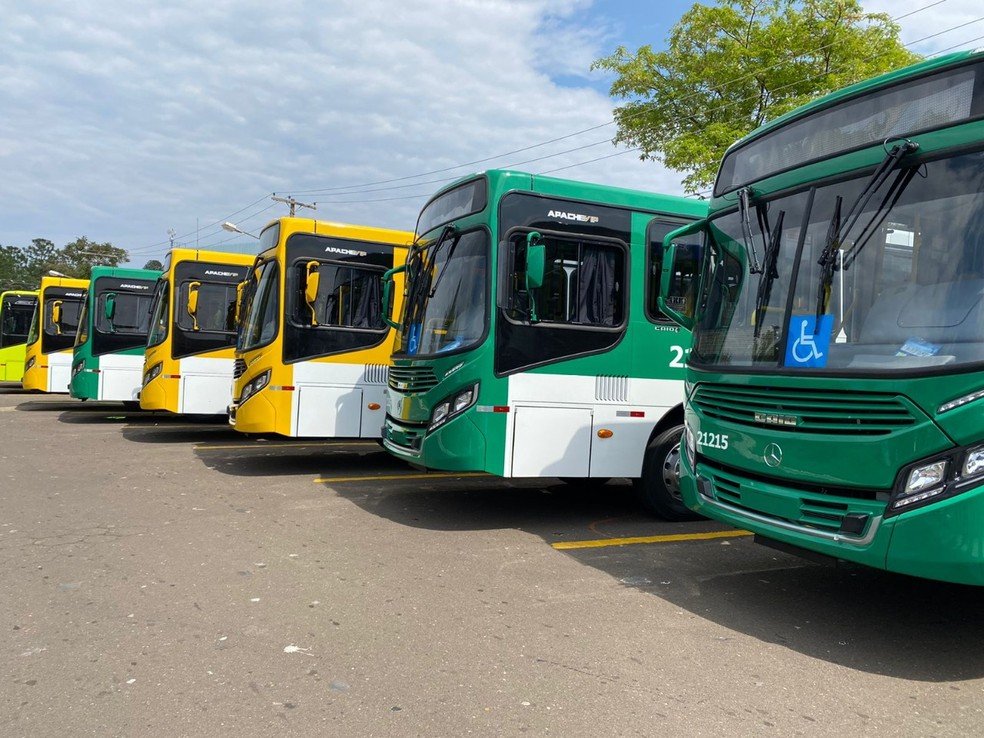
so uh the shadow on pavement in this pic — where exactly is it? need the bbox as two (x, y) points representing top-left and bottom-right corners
(332, 478), (984, 682)
(195, 441), (407, 477)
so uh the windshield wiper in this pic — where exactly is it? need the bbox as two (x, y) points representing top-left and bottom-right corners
(753, 209), (785, 338)
(738, 187), (763, 274)
(815, 139), (919, 320)
(428, 225), (461, 298)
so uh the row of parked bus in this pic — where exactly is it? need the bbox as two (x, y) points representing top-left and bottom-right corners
(4, 49), (984, 585)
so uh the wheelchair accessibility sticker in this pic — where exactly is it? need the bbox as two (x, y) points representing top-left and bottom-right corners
(785, 314), (833, 368)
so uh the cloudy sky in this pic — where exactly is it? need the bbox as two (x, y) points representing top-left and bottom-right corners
(1, 0), (981, 265)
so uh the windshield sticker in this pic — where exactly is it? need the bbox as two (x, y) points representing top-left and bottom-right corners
(785, 314), (833, 368)
(897, 337), (941, 357)
(407, 323), (421, 356)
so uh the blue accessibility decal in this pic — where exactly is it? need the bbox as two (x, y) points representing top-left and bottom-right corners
(785, 314), (833, 368)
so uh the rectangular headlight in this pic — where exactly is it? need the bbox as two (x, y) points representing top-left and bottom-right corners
(453, 388), (474, 413)
(963, 446), (984, 478)
(904, 460), (948, 494)
(431, 401), (450, 427)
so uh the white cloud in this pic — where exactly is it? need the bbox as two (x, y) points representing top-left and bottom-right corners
(1, 0), (979, 260)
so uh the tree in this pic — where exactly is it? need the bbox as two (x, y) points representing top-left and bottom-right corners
(59, 236), (129, 279)
(142, 259), (164, 271)
(593, 0), (920, 193)
(0, 244), (29, 290)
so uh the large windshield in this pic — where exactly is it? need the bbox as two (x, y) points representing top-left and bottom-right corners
(1, 297), (36, 348)
(395, 229), (489, 356)
(694, 148), (984, 374)
(95, 292), (153, 335)
(147, 280), (169, 347)
(240, 260), (279, 351)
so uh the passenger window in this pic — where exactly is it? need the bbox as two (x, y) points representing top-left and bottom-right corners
(291, 262), (385, 330)
(648, 219), (701, 322)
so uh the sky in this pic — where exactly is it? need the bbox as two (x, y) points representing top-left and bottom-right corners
(1, 0), (981, 265)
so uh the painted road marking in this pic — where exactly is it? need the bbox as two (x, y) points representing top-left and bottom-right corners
(552, 529), (753, 550)
(315, 472), (489, 484)
(196, 441), (379, 451)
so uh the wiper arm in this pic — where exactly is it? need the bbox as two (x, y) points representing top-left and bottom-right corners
(815, 139), (918, 320)
(753, 209), (785, 338)
(738, 187), (763, 274)
(428, 226), (461, 298)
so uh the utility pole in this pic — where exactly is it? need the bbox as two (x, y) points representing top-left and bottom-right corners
(272, 194), (316, 217)
(167, 228), (176, 249)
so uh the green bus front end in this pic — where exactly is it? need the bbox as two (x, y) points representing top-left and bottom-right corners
(664, 51), (984, 584)
(70, 266), (159, 402)
(384, 170), (707, 516)
(0, 291), (38, 382)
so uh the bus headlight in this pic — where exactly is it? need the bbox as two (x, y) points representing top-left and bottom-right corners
(239, 370), (271, 405)
(72, 362), (85, 378)
(963, 445), (984, 477)
(25, 356), (36, 371)
(684, 425), (696, 467)
(889, 443), (984, 516)
(143, 362), (163, 386)
(904, 460), (947, 495)
(429, 382), (479, 430)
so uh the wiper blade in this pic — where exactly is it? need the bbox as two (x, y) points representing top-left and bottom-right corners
(753, 209), (785, 338)
(738, 188), (763, 274)
(428, 226), (461, 298)
(815, 139), (918, 320)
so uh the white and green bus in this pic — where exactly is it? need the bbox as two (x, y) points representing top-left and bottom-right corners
(382, 169), (707, 516)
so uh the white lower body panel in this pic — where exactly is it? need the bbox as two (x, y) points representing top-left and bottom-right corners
(48, 351), (73, 393)
(98, 353), (143, 401)
(290, 361), (387, 438)
(504, 373), (682, 478)
(179, 356), (235, 415)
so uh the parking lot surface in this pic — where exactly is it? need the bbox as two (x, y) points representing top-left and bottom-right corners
(2, 387), (983, 735)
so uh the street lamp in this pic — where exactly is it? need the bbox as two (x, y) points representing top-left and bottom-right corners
(222, 222), (259, 239)
(47, 270), (69, 277)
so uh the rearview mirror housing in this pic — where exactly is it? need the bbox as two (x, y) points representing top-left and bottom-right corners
(303, 261), (320, 326)
(525, 232), (546, 291)
(186, 281), (201, 331)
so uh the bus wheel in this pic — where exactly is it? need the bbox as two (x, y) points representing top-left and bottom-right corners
(634, 426), (702, 521)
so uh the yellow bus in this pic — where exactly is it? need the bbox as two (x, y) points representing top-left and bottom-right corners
(140, 248), (253, 414)
(22, 276), (89, 393)
(230, 217), (411, 437)
(0, 290), (38, 382)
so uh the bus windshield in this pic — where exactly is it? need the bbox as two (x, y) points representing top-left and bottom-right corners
(96, 292), (153, 335)
(240, 260), (278, 351)
(395, 230), (488, 356)
(147, 280), (169, 347)
(1, 298), (36, 348)
(693, 148), (984, 374)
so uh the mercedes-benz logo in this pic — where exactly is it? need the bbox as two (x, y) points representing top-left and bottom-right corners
(763, 442), (783, 467)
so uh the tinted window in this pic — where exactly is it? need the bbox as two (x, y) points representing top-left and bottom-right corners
(1, 296), (36, 348)
(177, 281), (237, 334)
(417, 179), (487, 236)
(647, 219), (701, 322)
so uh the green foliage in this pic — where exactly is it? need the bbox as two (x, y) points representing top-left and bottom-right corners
(593, 0), (920, 193)
(142, 259), (164, 271)
(0, 236), (130, 290)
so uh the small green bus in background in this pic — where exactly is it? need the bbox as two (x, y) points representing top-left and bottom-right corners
(382, 169), (707, 517)
(0, 290), (38, 382)
(70, 266), (160, 403)
(659, 50), (984, 583)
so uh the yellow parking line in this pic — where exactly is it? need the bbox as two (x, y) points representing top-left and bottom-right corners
(196, 440), (378, 451)
(314, 471), (489, 484)
(552, 529), (753, 550)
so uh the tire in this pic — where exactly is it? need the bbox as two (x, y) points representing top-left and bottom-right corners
(633, 425), (702, 521)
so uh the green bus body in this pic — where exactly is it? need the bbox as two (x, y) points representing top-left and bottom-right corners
(70, 266), (160, 402)
(383, 169), (706, 511)
(664, 50), (984, 584)
(0, 290), (39, 382)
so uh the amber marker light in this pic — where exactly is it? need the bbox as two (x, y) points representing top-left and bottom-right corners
(597, 429), (614, 439)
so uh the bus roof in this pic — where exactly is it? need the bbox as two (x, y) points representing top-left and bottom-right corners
(714, 49), (984, 198)
(423, 169), (706, 224)
(161, 248), (255, 273)
(37, 275), (88, 291)
(88, 265), (162, 282)
(256, 216), (413, 252)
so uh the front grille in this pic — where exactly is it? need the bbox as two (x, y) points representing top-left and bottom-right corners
(233, 359), (246, 380)
(388, 365), (438, 393)
(700, 459), (883, 534)
(691, 383), (917, 436)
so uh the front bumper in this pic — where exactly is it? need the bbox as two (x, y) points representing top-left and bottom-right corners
(383, 411), (488, 472)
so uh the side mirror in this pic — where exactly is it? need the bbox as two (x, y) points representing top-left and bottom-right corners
(658, 219), (707, 331)
(381, 263), (407, 330)
(51, 300), (63, 334)
(303, 261), (320, 326)
(104, 293), (117, 321)
(187, 281), (201, 331)
(525, 232), (546, 291)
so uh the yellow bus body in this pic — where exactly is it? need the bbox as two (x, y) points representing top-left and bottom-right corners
(22, 277), (89, 393)
(140, 248), (254, 414)
(231, 217), (411, 437)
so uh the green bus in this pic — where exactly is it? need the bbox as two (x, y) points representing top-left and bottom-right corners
(0, 290), (38, 382)
(658, 50), (984, 583)
(70, 266), (160, 403)
(382, 169), (707, 516)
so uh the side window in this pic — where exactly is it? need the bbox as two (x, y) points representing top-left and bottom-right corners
(177, 282), (237, 333)
(147, 281), (169, 347)
(647, 219), (701, 322)
(506, 231), (625, 328)
(291, 261), (385, 330)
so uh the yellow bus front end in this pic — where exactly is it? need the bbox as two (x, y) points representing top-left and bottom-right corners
(140, 248), (254, 414)
(22, 277), (88, 393)
(231, 217), (410, 437)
